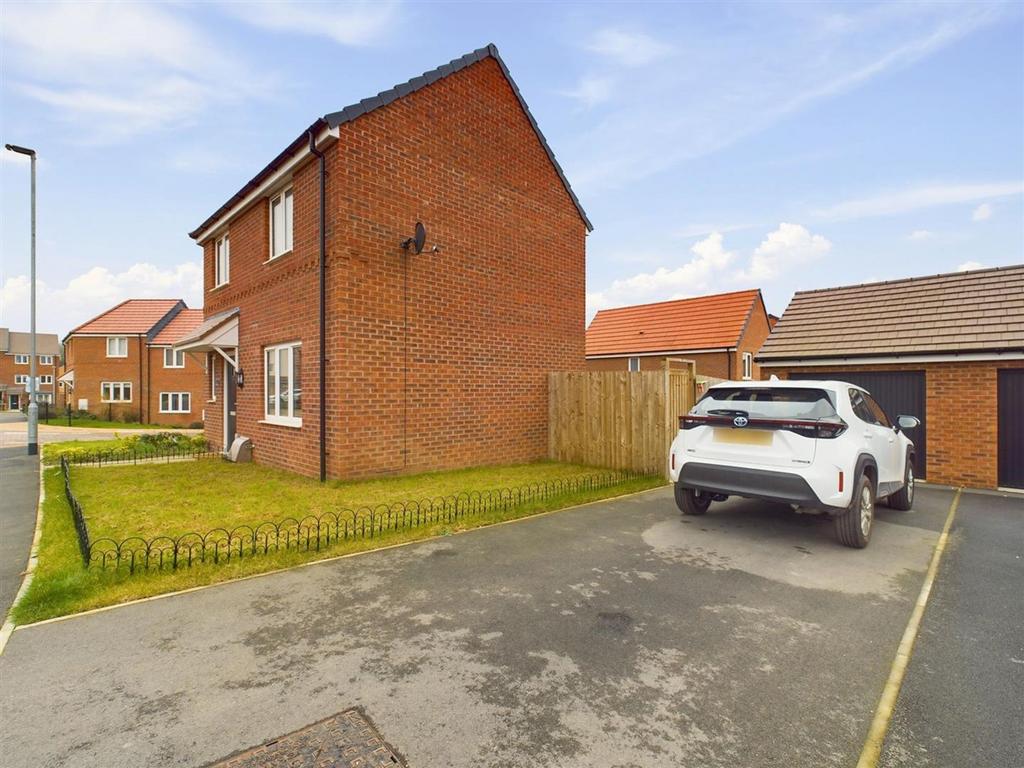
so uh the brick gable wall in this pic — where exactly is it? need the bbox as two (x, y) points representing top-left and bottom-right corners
(0, 353), (60, 410)
(202, 56), (586, 478)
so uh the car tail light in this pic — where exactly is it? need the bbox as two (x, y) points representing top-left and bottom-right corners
(680, 415), (709, 430)
(815, 418), (848, 439)
(679, 414), (847, 437)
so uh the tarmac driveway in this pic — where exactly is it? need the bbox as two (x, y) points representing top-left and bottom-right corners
(0, 484), (954, 767)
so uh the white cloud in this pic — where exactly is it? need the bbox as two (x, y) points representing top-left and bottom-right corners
(907, 229), (934, 241)
(814, 181), (1023, 221)
(957, 260), (987, 272)
(222, 1), (400, 46)
(586, 231), (735, 317)
(562, 76), (615, 108)
(738, 223), (832, 281)
(0, 2), (269, 143)
(972, 202), (993, 222)
(585, 28), (673, 67)
(0, 263), (203, 336)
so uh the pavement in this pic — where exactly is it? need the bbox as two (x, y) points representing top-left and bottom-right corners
(0, 482), (978, 768)
(0, 446), (38, 620)
(880, 490), (1024, 768)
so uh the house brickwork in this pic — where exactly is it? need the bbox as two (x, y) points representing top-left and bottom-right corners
(198, 52), (587, 479)
(0, 330), (61, 411)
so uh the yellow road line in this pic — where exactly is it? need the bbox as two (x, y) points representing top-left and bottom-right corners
(856, 487), (963, 768)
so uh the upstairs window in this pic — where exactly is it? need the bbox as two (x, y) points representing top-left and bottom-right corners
(215, 233), (230, 287)
(628, 357), (641, 373)
(742, 352), (753, 380)
(164, 348), (185, 368)
(269, 188), (293, 259)
(14, 354), (29, 365)
(106, 336), (128, 357)
(39, 354), (54, 366)
(14, 374), (28, 385)
(39, 375), (53, 385)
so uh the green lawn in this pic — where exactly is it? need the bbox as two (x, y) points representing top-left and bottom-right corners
(11, 460), (664, 624)
(40, 417), (182, 430)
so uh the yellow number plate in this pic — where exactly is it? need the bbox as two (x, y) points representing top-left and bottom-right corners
(713, 428), (772, 446)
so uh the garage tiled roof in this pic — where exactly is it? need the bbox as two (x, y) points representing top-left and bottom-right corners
(586, 289), (763, 357)
(66, 299), (185, 339)
(151, 308), (205, 345)
(758, 264), (1024, 360)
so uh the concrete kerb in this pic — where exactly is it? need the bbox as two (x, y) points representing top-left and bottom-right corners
(0, 460), (47, 655)
(6, 481), (670, 635)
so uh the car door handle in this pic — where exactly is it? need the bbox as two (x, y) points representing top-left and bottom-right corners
(863, 432), (873, 439)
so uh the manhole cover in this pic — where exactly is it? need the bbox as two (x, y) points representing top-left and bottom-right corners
(208, 708), (406, 767)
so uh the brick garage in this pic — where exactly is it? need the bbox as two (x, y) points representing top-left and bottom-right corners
(586, 289), (772, 382)
(181, 45), (589, 480)
(759, 266), (1024, 489)
(63, 300), (206, 427)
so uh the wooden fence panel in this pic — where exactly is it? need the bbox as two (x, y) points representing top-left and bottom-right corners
(549, 365), (695, 477)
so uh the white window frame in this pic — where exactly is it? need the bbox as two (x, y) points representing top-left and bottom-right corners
(263, 341), (301, 427)
(159, 392), (191, 414)
(106, 336), (128, 358)
(268, 187), (294, 260)
(14, 354), (29, 365)
(209, 354), (218, 402)
(38, 375), (53, 385)
(742, 352), (753, 380)
(39, 354), (54, 366)
(33, 392), (53, 404)
(14, 374), (28, 385)
(628, 356), (641, 373)
(101, 381), (132, 403)
(215, 233), (230, 287)
(163, 348), (185, 368)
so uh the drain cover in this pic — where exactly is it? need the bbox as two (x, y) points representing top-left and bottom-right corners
(208, 708), (406, 767)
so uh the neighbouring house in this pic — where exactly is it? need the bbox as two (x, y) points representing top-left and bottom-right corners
(757, 265), (1024, 490)
(585, 289), (772, 381)
(0, 328), (61, 411)
(62, 300), (206, 426)
(176, 44), (590, 480)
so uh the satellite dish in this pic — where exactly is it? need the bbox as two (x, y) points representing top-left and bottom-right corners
(402, 222), (427, 254)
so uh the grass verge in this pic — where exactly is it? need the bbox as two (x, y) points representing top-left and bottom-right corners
(40, 418), (183, 430)
(11, 462), (663, 624)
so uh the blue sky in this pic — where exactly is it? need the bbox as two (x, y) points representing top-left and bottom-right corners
(1, 1), (1022, 335)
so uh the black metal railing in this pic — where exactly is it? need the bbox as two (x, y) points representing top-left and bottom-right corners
(59, 461), (652, 574)
(60, 455), (92, 565)
(56, 446), (221, 467)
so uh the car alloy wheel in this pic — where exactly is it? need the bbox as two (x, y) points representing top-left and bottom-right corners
(860, 485), (874, 537)
(906, 466), (914, 504)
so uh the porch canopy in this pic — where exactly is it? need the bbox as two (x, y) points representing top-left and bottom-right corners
(173, 307), (239, 368)
(57, 369), (75, 389)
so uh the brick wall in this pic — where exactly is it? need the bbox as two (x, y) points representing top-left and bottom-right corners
(586, 351), (732, 378)
(63, 335), (205, 426)
(200, 56), (586, 478)
(0, 353), (59, 410)
(769, 360), (1024, 488)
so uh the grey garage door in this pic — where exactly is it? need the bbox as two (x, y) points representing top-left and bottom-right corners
(998, 370), (1024, 489)
(791, 371), (928, 479)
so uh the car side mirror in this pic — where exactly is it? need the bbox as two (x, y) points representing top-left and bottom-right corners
(896, 415), (920, 431)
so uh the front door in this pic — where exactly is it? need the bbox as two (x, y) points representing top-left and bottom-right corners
(9, 394), (20, 410)
(223, 358), (237, 450)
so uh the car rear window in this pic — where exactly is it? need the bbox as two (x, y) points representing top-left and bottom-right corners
(692, 387), (837, 420)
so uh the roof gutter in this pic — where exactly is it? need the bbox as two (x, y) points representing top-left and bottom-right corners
(308, 129), (328, 483)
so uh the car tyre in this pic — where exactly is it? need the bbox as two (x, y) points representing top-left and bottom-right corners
(887, 455), (915, 511)
(675, 484), (711, 515)
(834, 473), (874, 549)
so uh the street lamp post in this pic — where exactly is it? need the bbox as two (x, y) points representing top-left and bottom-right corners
(5, 143), (38, 456)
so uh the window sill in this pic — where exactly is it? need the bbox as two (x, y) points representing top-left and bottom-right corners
(210, 282), (230, 292)
(159, 412), (192, 415)
(259, 417), (302, 429)
(263, 249), (293, 265)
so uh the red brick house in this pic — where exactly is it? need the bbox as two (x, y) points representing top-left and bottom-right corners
(177, 45), (590, 480)
(62, 299), (205, 426)
(0, 328), (61, 411)
(757, 265), (1024, 489)
(586, 289), (772, 381)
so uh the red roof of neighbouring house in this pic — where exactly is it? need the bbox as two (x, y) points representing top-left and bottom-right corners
(65, 299), (185, 340)
(586, 289), (764, 357)
(151, 308), (205, 345)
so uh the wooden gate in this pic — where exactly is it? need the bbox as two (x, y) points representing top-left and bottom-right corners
(549, 360), (695, 477)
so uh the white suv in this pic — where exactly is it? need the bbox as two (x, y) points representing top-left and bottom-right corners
(668, 379), (920, 548)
